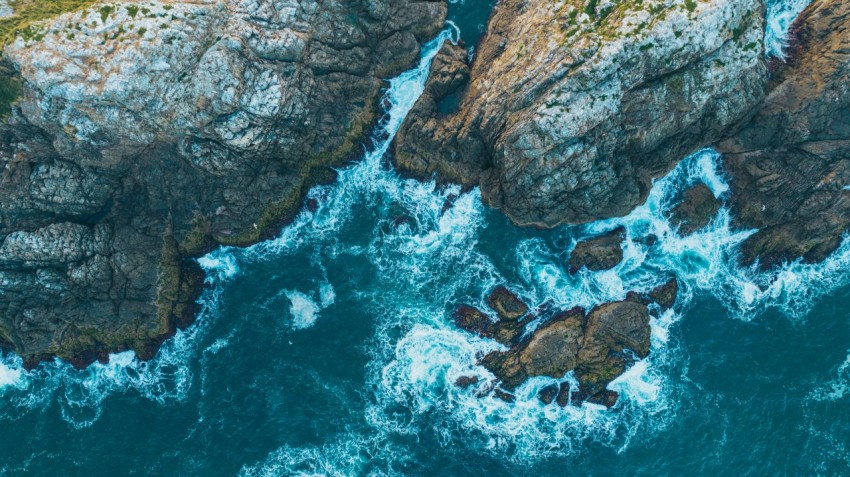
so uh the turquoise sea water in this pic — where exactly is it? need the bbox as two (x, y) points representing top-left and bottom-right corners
(2, 1), (848, 475)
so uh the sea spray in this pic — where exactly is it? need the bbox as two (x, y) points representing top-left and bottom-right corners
(0, 251), (235, 428)
(765, 0), (814, 58)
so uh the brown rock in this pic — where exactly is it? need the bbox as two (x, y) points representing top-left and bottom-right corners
(480, 308), (584, 389)
(486, 286), (529, 321)
(453, 305), (493, 339)
(455, 375), (479, 389)
(575, 301), (651, 392)
(538, 383), (559, 405)
(556, 382), (571, 407)
(494, 388), (516, 403)
(715, 0), (850, 268)
(668, 183), (721, 235)
(648, 278), (679, 310)
(569, 227), (625, 273)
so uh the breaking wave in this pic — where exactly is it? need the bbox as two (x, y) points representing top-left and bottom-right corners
(765, 0), (814, 58)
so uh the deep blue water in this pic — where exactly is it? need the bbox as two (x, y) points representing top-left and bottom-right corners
(2, 1), (849, 475)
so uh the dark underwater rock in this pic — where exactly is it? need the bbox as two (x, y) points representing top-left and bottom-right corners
(569, 226), (626, 273)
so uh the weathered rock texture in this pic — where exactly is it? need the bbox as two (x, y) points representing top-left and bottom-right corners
(717, 0), (850, 267)
(396, 0), (768, 227)
(569, 225), (624, 273)
(455, 285), (677, 406)
(668, 183), (722, 235)
(0, 0), (445, 366)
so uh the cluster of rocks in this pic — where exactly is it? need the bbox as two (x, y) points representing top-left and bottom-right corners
(0, 0), (445, 367)
(453, 282), (677, 407)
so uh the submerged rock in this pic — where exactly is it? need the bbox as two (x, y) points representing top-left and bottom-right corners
(0, 0), (445, 366)
(669, 183), (722, 235)
(569, 226), (626, 273)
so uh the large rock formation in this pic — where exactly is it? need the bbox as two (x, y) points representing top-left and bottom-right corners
(455, 284), (677, 406)
(396, 0), (768, 227)
(0, 0), (445, 366)
(717, 0), (850, 267)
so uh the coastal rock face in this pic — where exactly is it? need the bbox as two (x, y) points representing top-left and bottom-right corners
(455, 285), (676, 406)
(0, 0), (445, 366)
(396, 0), (768, 227)
(717, 0), (850, 267)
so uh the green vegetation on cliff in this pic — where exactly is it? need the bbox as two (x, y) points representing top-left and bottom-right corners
(0, 0), (97, 46)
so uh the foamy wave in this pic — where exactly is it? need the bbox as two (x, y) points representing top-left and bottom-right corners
(765, 0), (813, 58)
(808, 351), (850, 402)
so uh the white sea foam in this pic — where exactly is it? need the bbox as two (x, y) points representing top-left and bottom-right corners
(808, 351), (850, 402)
(765, 0), (813, 58)
(285, 290), (321, 330)
(2, 6), (847, 464)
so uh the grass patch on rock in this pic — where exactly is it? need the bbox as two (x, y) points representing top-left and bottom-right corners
(0, 0), (97, 46)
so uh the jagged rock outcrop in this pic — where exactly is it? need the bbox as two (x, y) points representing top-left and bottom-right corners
(668, 183), (722, 235)
(717, 0), (850, 267)
(0, 0), (445, 366)
(396, 0), (768, 227)
(455, 284), (677, 407)
(569, 226), (625, 273)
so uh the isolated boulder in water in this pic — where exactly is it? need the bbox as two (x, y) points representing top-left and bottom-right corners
(668, 183), (721, 235)
(487, 286), (529, 321)
(479, 300), (650, 408)
(648, 278), (679, 310)
(569, 226), (626, 273)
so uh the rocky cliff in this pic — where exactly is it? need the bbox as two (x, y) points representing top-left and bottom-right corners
(0, 0), (445, 366)
(396, 0), (768, 227)
(398, 0), (850, 269)
(717, 0), (850, 267)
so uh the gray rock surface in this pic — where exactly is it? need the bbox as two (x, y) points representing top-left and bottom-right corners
(0, 0), (445, 366)
(396, 0), (768, 227)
